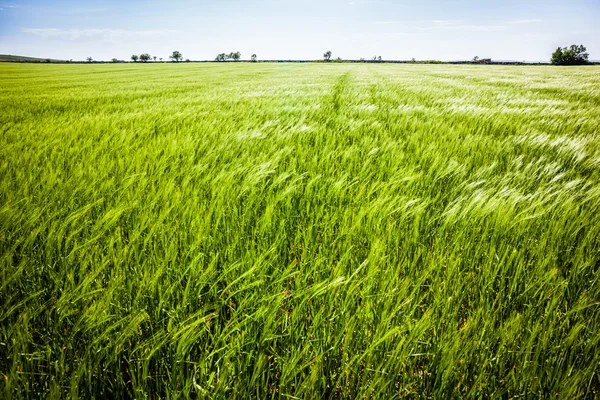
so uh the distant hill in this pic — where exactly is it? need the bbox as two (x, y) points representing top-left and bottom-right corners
(0, 54), (66, 63)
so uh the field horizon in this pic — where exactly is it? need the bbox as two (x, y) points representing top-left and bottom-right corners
(1, 63), (599, 398)
(5, 55), (600, 65)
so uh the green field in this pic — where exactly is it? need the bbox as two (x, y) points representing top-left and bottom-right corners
(1, 63), (599, 398)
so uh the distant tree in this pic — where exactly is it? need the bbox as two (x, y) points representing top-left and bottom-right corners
(359, 57), (365, 62)
(159, 57), (163, 61)
(251, 54), (257, 62)
(215, 53), (226, 62)
(372, 56), (377, 62)
(323, 50), (332, 61)
(112, 58), (118, 63)
(377, 56), (382, 62)
(473, 56), (479, 62)
(86, 56), (93, 63)
(170, 51), (183, 62)
(139, 53), (151, 62)
(551, 44), (589, 65)
(153, 56), (157, 62)
(225, 52), (240, 61)
(131, 54), (139, 62)
(45, 58), (51, 63)
(411, 58), (416, 62)
(185, 59), (190, 62)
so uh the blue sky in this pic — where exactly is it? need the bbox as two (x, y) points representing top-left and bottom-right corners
(0, 0), (598, 61)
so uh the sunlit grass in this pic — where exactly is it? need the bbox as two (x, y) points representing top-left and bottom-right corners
(1, 62), (599, 398)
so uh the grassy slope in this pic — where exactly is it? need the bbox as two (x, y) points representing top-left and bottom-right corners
(0, 63), (599, 398)
(0, 54), (65, 63)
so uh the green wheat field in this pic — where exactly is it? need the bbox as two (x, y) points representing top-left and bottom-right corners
(1, 63), (599, 398)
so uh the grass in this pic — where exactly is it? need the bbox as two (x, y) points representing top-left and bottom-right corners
(1, 62), (599, 399)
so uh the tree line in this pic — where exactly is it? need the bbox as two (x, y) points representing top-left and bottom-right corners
(86, 44), (590, 65)
(129, 51), (182, 63)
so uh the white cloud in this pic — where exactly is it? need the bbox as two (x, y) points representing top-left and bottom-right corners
(63, 8), (110, 15)
(352, 32), (416, 38)
(372, 20), (508, 32)
(444, 25), (509, 32)
(430, 20), (464, 26)
(372, 20), (405, 25)
(508, 19), (542, 24)
(21, 28), (176, 41)
(418, 20), (509, 32)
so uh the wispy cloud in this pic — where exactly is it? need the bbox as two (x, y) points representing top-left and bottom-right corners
(372, 19), (508, 32)
(62, 8), (110, 15)
(439, 24), (508, 32)
(372, 20), (405, 25)
(21, 28), (176, 41)
(417, 20), (509, 32)
(508, 19), (542, 24)
(352, 32), (416, 38)
(430, 20), (464, 26)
